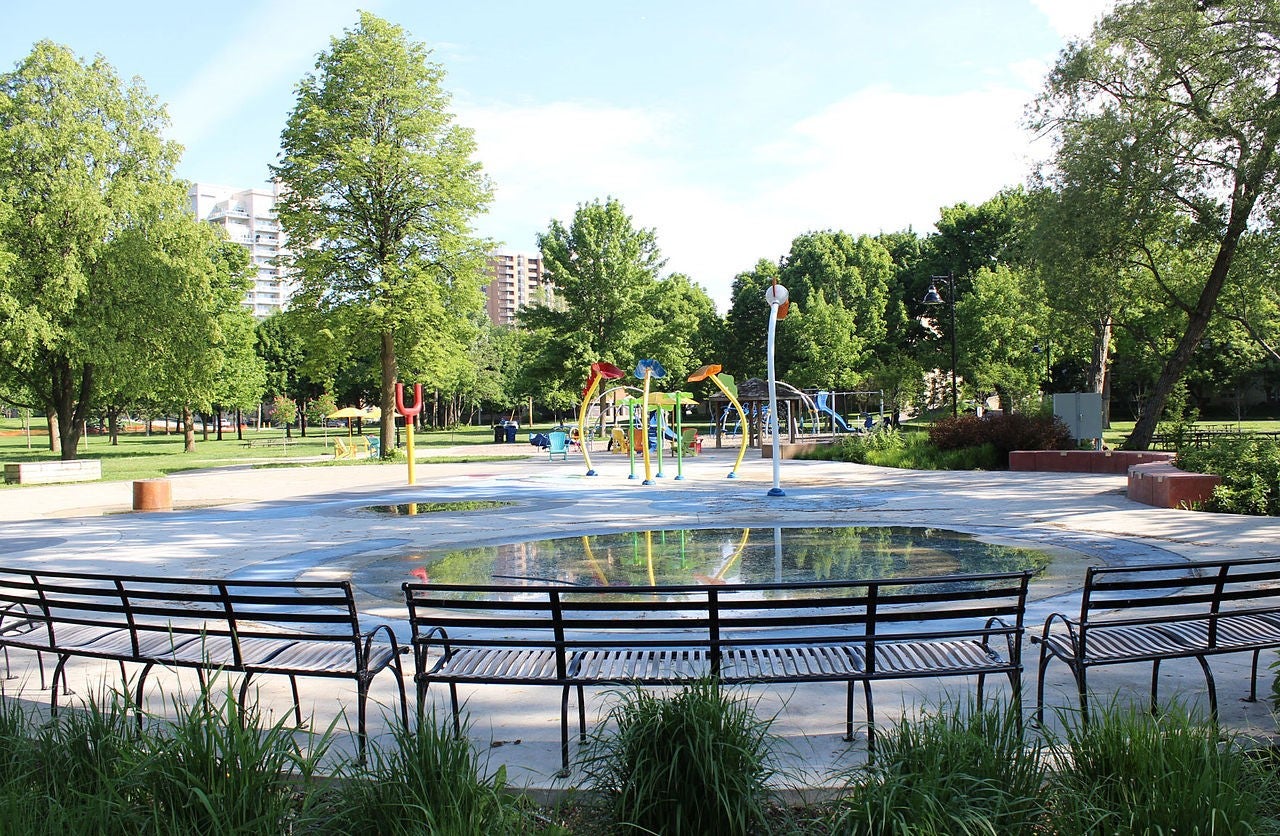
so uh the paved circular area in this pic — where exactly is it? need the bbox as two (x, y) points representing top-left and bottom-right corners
(4, 446), (1280, 788)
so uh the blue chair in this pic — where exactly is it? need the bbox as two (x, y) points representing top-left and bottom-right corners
(547, 431), (569, 461)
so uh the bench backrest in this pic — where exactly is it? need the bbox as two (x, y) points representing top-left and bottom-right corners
(1078, 556), (1280, 643)
(403, 571), (1031, 676)
(0, 568), (365, 662)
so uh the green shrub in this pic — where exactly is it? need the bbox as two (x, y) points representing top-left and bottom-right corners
(829, 698), (1047, 835)
(929, 412), (1072, 467)
(1178, 436), (1280, 516)
(579, 678), (778, 836)
(1046, 701), (1280, 835)
(321, 709), (530, 835)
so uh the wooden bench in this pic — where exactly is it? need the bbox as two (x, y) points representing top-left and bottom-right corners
(0, 568), (407, 759)
(404, 571), (1032, 771)
(4, 459), (102, 485)
(1033, 556), (1280, 723)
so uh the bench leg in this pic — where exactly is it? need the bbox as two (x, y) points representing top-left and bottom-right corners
(844, 681), (855, 742)
(288, 675), (303, 726)
(356, 677), (370, 765)
(577, 684), (587, 742)
(448, 683), (461, 736)
(135, 662), (157, 730)
(1195, 655), (1218, 722)
(1247, 649), (1262, 702)
(976, 672), (986, 702)
(862, 679), (875, 756)
(559, 685), (572, 776)
(1150, 659), (1162, 715)
(49, 654), (73, 716)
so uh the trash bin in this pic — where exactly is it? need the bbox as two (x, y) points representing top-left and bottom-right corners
(493, 424), (505, 443)
(505, 423), (517, 443)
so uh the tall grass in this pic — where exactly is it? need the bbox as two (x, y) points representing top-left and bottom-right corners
(139, 682), (329, 835)
(318, 709), (533, 835)
(829, 697), (1046, 835)
(1047, 701), (1280, 835)
(579, 678), (779, 836)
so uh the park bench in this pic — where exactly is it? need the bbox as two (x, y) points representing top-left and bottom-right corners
(0, 568), (407, 759)
(4, 460), (102, 485)
(240, 437), (291, 449)
(404, 571), (1032, 771)
(1033, 556), (1280, 723)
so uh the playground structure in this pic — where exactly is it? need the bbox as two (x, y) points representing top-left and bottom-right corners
(574, 359), (749, 482)
(708, 386), (886, 448)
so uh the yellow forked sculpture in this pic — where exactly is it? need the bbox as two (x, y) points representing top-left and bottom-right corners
(688, 364), (749, 479)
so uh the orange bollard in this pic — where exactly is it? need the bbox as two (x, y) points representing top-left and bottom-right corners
(132, 479), (172, 512)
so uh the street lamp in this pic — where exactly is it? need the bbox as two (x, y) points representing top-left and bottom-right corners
(922, 274), (958, 418)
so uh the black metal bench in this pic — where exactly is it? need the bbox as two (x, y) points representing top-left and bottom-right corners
(1033, 556), (1280, 723)
(0, 568), (408, 759)
(404, 571), (1032, 771)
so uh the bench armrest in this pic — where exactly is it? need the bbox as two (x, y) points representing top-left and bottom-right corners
(982, 614), (1022, 660)
(1032, 612), (1079, 648)
(360, 623), (406, 663)
(411, 626), (453, 675)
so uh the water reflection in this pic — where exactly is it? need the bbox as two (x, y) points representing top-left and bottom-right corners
(351, 526), (1051, 593)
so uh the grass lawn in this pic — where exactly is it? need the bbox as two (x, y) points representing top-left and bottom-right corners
(0, 418), (542, 484)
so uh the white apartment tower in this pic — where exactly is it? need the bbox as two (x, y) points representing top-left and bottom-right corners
(187, 181), (292, 318)
(483, 252), (553, 325)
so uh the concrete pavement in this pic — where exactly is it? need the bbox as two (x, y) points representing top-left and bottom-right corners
(2, 443), (1279, 795)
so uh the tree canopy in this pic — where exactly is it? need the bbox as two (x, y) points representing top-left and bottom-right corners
(274, 11), (492, 455)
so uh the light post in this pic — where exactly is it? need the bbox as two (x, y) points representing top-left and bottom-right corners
(1033, 341), (1051, 394)
(922, 274), (958, 418)
(764, 280), (789, 497)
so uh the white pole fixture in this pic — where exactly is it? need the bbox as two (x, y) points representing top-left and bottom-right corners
(764, 282), (788, 497)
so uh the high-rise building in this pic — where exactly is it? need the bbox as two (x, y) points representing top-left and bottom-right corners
(483, 252), (554, 325)
(187, 181), (292, 318)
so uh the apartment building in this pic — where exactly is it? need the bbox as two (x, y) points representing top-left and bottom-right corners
(483, 252), (554, 325)
(187, 181), (292, 318)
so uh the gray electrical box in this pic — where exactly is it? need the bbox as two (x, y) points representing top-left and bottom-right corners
(1053, 392), (1104, 441)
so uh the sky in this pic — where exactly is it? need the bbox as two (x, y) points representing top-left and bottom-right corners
(3, 1), (1114, 311)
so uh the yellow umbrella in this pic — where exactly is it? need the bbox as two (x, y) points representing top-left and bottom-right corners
(327, 406), (381, 436)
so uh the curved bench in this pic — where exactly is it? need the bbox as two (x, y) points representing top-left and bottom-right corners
(0, 568), (407, 760)
(405, 571), (1032, 772)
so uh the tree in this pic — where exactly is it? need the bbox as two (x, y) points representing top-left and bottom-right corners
(1032, 0), (1280, 449)
(274, 12), (492, 457)
(0, 42), (184, 459)
(518, 197), (667, 405)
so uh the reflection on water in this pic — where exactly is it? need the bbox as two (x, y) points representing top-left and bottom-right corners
(349, 526), (1051, 593)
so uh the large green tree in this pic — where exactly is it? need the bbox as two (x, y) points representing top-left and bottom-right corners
(1033, 0), (1280, 449)
(518, 197), (668, 407)
(0, 41), (208, 458)
(274, 12), (492, 457)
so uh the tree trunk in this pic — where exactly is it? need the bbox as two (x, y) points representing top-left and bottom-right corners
(182, 405), (196, 453)
(379, 330), (397, 458)
(1124, 228), (1244, 450)
(51, 358), (91, 460)
(46, 413), (61, 455)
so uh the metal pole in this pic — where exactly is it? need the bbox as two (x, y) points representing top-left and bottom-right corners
(948, 275), (958, 418)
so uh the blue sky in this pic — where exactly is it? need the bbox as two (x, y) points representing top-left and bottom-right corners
(3, 1), (1111, 310)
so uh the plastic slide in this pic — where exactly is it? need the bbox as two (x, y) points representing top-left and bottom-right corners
(815, 391), (854, 432)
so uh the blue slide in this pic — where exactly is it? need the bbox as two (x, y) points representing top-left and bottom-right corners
(816, 391), (854, 432)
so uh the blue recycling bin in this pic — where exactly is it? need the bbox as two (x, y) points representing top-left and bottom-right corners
(505, 423), (517, 443)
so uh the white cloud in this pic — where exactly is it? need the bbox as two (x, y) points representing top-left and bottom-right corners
(462, 81), (1046, 313)
(1029, 0), (1115, 40)
(167, 0), (381, 149)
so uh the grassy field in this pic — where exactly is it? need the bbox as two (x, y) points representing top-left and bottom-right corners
(0, 419), (539, 484)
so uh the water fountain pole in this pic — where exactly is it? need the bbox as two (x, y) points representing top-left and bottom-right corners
(764, 281), (789, 497)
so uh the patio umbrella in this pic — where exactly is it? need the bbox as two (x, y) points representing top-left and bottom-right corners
(327, 407), (381, 435)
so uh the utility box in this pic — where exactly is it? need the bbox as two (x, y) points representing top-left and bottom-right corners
(1053, 392), (1104, 442)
